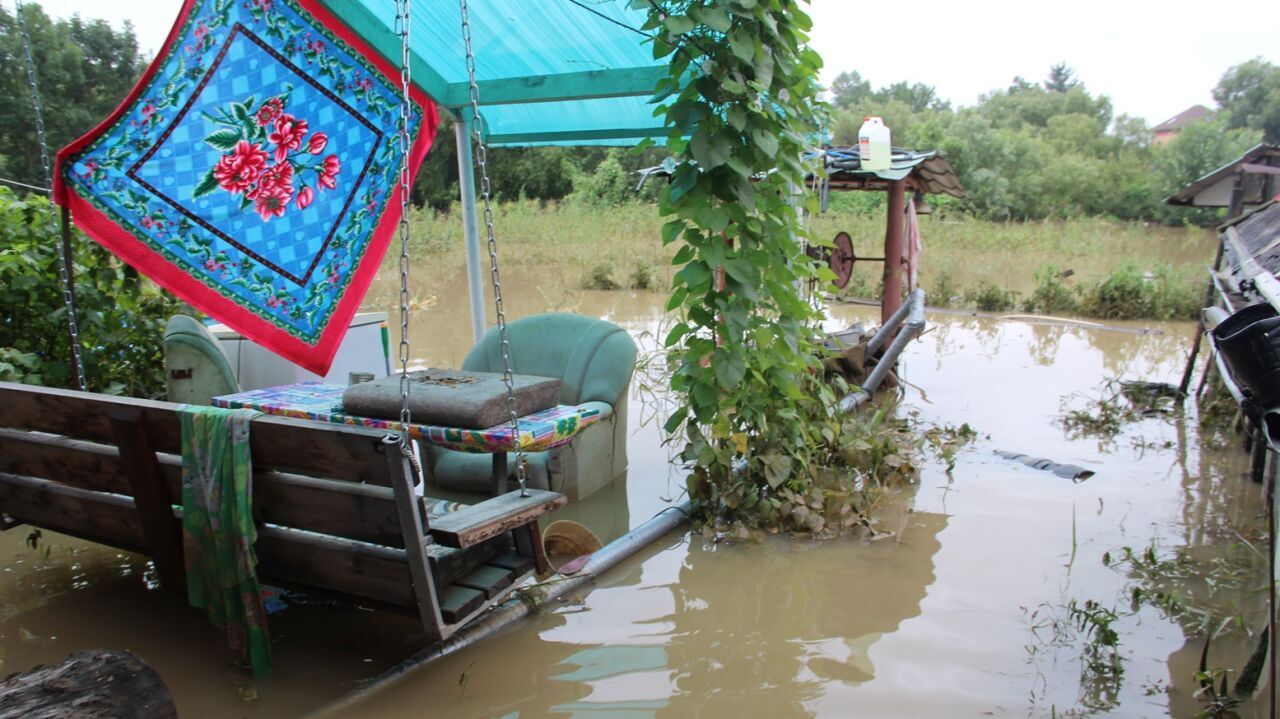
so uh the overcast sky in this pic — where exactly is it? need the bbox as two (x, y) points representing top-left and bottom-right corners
(31, 0), (1280, 126)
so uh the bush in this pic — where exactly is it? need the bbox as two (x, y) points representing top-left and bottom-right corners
(628, 263), (654, 290)
(965, 281), (1019, 312)
(1079, 263), (1200, 321)
(581, 263), (621, 290)
(929, 269), (957, 308)
(0, 189), (182, 397)
(1023, 265), (1081, 315)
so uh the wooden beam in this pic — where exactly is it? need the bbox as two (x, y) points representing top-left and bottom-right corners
(109, 409), (185, 593)
(440, 66), (667, 108)
(0, 471), (147, 552)
(428, 489), (566, 549)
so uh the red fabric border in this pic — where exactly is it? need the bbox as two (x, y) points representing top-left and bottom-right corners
(53, 0), (439, 377)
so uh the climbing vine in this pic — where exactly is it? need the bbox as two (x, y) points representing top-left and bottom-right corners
(641, 0), (894, 533)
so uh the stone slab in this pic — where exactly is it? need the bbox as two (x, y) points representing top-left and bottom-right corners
(341, 369), (561, 429)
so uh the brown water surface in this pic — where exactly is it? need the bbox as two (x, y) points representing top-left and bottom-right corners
(0, 266), (1269, 718)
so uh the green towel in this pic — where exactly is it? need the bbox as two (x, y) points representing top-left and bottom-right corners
(178, 404), (270, 676)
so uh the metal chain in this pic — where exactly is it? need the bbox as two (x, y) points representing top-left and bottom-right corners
(461, 0), (528, 497)
(15, 0), (86, 392)
(394, 0), (413, 460)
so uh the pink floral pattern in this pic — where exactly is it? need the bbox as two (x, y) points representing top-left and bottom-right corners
(194, 95), (340, 222)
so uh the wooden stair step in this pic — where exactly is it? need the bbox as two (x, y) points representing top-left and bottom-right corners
(438, 584), (486, 624)
(428, 489), (566, 549)
(454, 564), (515, 599)
(486, 551), (536, 576)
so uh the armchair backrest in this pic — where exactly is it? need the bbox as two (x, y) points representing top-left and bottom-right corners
(461, 313), (636, 406)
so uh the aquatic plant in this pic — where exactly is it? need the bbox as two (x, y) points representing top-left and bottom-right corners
(964, 281), (1019, 312)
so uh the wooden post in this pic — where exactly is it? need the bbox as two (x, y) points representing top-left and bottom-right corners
(881, 179), (906, 325)
(109, 408), (185, 593)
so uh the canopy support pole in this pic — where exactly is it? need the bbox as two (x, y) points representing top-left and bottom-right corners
(881, 179), (906, 326)
(455, 115), (487, 343)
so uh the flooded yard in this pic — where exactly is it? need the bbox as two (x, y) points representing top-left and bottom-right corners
(0, 267), (1269, 718)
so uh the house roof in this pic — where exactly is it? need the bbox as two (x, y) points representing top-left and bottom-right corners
(1165, 144), (1280, 207)
(319, 0), (670, 147)
(1152, 104), (1211, 133)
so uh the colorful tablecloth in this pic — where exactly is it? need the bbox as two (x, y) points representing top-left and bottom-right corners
(53, 0), (438, 376)
(213, 382), (601, 454)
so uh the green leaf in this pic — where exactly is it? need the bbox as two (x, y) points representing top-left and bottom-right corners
(674, 261), (712, 291)
(728, 29), (755, 63)
(191, 168), (220, 198)
(713, 349), (746, 390)
(661, 219), (685, 245)
(204, 128), (243, 152)
(663, 406), (689, 434)
(691, 6), (731, 32)
(751, 130), (778, 158)
(664, 15), (695, 34)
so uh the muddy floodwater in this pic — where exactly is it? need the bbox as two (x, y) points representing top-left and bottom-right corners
(0, 265), (1270, 718)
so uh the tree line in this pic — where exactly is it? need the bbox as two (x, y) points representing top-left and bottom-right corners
(2, 4), (1276, 224)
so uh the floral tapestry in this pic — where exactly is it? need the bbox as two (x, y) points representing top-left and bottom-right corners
(53, 0), (438, 375)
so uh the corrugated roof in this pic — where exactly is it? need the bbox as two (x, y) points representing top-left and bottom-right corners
(319, 0), (669, 146)
(811, 147), (966, 198)
(1165, 144), (1280, 207)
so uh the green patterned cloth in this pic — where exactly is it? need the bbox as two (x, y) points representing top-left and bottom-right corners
(178, 404), (270, 676)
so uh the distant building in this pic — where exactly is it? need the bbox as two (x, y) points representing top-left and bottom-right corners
(1152, 104), (1211, 144)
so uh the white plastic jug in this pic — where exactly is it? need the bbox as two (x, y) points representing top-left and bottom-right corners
(858, 116), (891, 172)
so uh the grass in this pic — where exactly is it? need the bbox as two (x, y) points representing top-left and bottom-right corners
(391, 200), (1215, 322)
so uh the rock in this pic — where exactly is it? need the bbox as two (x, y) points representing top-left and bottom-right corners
(0, 649), (178, 719)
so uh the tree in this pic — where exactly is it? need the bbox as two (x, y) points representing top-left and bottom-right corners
(0, 4), (145, 189)
(1213, 57), (1280, 142)
(1045, 63), (1080, 93)
(829, 70), (871, 110)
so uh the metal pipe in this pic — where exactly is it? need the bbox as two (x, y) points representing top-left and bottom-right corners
(865, 289), (916, 356)
(318, 501), (693, 713)
(840, 289), (926, 412)
(455, 115), (487, 344)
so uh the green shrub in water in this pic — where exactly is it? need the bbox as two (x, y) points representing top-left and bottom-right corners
(628, 263), (654, 290)
(930, 269), (957, 308)
(965, 281), (1019, 312)
(0, 189), (182, 397)
(581, 263), (621, 290)
(1023, 265), (1081, 315)
(1080, 262), (1199, 321)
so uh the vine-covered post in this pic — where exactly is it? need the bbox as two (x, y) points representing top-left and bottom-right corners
(641, 0), (884, 534)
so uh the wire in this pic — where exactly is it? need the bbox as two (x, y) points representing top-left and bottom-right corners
(0, 175), (50, 193)
(563, 0), (654, 41)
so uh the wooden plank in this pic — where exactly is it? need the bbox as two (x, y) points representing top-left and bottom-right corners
(0, 428), (131, 494)
(487, 552), (536, 577)
(0, 382), (391, 485)
(454, 564), (514, 599)
(255, 526), (414, 608)
(0, 427), (406, 546)
(516, 520), (550, 576)
(428, 533), (508, 588)
(428, 489), (566, 549)
(438, 585), (486, 624)
(110, 409), (185, 593)
(0, 472), (146, 552)
(386, 446), (444, 639)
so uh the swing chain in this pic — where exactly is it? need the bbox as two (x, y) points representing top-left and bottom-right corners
(394, 0), (413, 459)
(460, 0), (528, 498)
(15, 0), (86, 392)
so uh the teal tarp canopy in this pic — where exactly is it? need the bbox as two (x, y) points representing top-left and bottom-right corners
(317, 0), (668, 146)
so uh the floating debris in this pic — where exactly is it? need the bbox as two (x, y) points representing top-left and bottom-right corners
(995, 450), (1096, 481)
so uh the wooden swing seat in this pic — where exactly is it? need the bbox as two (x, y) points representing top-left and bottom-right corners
(0, 381), (564, 640)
